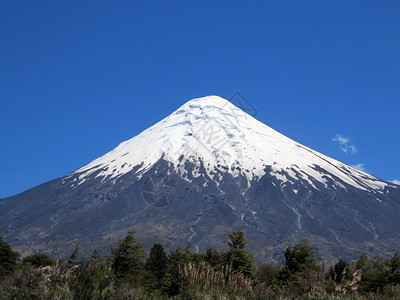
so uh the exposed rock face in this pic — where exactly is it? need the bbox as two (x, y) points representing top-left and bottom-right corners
(1, 96), (399, 263)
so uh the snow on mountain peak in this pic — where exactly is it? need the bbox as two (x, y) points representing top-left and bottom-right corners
(73, 96), (389, 193)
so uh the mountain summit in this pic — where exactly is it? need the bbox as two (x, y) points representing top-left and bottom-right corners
(75, 95), (389, 193)
(1, 96), (399, 263)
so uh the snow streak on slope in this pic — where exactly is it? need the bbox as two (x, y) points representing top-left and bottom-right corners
(73, 96), (390, 192)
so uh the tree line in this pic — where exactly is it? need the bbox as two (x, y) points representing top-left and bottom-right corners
(1, 231), (400, 299)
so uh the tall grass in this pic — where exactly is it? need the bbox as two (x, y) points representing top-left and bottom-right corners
(180, 262), (271, 299)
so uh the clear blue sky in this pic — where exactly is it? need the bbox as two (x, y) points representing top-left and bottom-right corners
(1, 1), (399, 198)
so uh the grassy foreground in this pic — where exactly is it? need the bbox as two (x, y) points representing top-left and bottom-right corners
(1, 231), (400, 299)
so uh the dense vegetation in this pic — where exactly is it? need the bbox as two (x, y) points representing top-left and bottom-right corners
(1, 231), (400, 299)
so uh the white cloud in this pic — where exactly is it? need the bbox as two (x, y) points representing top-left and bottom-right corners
(390, 179), (400, 185)
(350, 163), (367, 172)
(332, 134), (357, 154)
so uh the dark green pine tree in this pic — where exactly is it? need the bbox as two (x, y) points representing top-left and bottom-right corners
(284, 240), (318, 275)
(0, 234), (20, 279)
(146, 243), (168, 282)
(162, 245), (193, 297)
(111, 231), (145, 282)
(224, 231), (255, 277)
(279, 239), (320, 292)
(204, 247), (224, 269)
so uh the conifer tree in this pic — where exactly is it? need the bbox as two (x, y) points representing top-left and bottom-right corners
(224, 231), (254, 277)
(146, 243), (168, 282)
(204, 247), (224, 269)
(284, 240), (319, 276)
(280, 239), (320, 293)
(162, 245), (193, 296)
(111, 231), (145, 281)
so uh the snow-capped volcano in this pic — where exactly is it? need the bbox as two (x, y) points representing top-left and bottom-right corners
(1, 95), (399, 263)
(75, 96), (389, 193)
